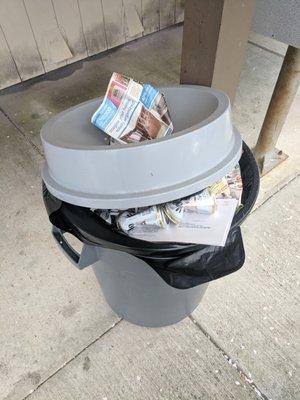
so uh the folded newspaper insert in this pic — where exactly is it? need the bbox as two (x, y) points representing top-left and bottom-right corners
(91, 72), (173, 143)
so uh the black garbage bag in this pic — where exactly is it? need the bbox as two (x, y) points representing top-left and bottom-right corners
(145, 226), (244, 289)
(43, 142), (259, 289)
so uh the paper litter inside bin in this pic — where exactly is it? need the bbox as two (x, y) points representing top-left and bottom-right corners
(92, 163), (243, 247)
(91, 72), (173, 143)
(125, 198), (238, 246)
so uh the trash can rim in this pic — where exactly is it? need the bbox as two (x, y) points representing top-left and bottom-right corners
(42, 128), (242, 209)
(41, 85), (230, 151)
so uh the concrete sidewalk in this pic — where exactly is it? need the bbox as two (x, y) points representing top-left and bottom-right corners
(0, 26), (299, 400)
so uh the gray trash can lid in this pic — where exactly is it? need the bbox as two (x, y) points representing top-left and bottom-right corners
(41, 85), (242, 209)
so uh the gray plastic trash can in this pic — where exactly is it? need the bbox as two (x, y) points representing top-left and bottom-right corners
(43, 85), (244, 327)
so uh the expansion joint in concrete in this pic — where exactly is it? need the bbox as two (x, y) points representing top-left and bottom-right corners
(189, 316), (270, 400)
(248, 41), (285, 58)
(21, 319), (122, 400)
(0, 108), (43, 157)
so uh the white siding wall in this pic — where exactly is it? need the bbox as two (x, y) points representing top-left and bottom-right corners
(0, 0), (185, 89)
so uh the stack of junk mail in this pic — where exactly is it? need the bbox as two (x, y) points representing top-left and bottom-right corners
(91, 73), (243, 247)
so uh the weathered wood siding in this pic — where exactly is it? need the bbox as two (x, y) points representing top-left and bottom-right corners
(0, 0), (184, 89)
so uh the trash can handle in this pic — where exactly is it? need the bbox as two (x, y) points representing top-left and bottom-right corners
(52, 226), (99, 270)
(52, 226), (80, 266)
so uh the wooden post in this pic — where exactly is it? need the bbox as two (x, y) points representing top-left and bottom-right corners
(253, 46), (300, 173)
(180, 0), (256, 104)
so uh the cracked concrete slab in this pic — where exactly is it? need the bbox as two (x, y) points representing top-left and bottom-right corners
(192, 176), (300, 400)
(23, 318), (260, 400)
